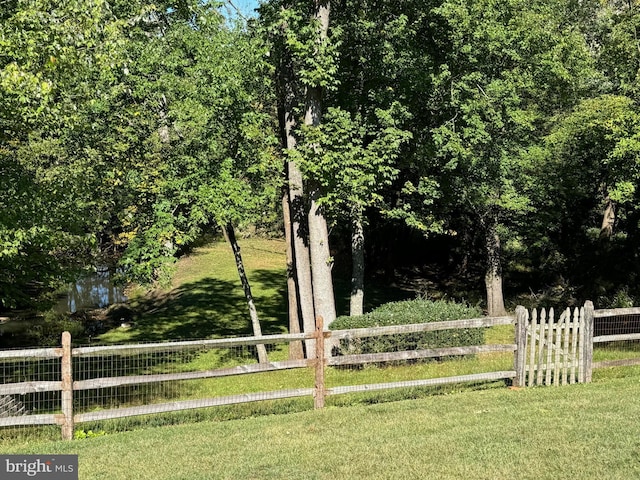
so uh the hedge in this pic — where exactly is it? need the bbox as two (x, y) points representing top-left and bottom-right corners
(329, 299), (484, 361)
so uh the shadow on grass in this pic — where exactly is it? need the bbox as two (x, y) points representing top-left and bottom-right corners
(106, 269), (289, 343)
(103, 267), (419, 344)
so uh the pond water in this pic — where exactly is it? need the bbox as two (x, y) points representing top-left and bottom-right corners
(0, 268), (127, 346)
(54, 267), (127, 314)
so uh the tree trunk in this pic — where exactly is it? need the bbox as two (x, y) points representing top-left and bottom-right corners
(600, 196), (616, 240)
(305, 0), (336, 330)
(158, 94), (170, 144)
(350, 208), (365, 316)
(282, 189), (304, 360)
(288, 163), (317, 357)
(277, 31), (316, 358)
(277, 37), (304, 360)
(223, 222), (269, 364)
(308, 189), (336, 323)
(484, 216), (506, 317)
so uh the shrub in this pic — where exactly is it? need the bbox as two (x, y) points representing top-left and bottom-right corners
(329, 299), (484, 361)
(32, 311), (85, 346)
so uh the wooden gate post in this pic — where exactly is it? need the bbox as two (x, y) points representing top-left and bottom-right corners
(60, 331), (74, 440)
(314, 316), (326, 409)
(514, 306), (529, 387)
(583, 301), (595, 383)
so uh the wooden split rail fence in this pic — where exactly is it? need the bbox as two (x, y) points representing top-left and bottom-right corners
(1, 302), (640, 440)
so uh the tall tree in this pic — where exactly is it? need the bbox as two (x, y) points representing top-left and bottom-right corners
(400, 0), (593, 314)
(300, 0), (414, 316)
(262, 1), (318, 356)
(0, 0), (131, 308)
(293, 106), (411, 315)
(304, 0), (337, 329)
(2, 0), (281, 353)
(115, 3), (280, 350)
(260, 0), (340, 354)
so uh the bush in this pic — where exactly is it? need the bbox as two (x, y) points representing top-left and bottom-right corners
(329, 299), (484, 360)
(32, 311), (85, 346)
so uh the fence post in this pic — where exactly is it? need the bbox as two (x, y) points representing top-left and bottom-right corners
(314, 316), (326, 409)
(514, 306), (528, 387)
(583, 301), (595, 383)
(60, 331), (74, 440)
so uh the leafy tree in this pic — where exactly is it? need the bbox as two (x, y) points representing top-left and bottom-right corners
(547, 95), (640, 239)
(0, 0), (131, 308)
(596, 0), (640, 99)
(109, 2), (279, 353)
(299, 0), (416, 316)
(292, 105), (411, 315)
(263, 0), (414, 328)
(536, 94), (640, 302)
(260, 0), (341, 357)
(1, 0), (280, 355)
(399, 0), (594, 314)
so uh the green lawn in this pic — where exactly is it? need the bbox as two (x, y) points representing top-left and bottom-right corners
(97, 237), (415, 344)
(97, 238), (291, 343)
(4, 375), (640, 479)
(4, 238), (640, 478)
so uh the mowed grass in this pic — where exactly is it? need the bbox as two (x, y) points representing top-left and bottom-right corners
(97, 236), (415, 344)
(98, 238), (291, 343)
(6, 237), (640, 478)
(4, 375), (640, 479)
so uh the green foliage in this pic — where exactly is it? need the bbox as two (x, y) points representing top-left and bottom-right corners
(108, 6), (280, 284)
(545, 94), (640, 210)
(261, 1), (341, 91)
(0, 0), (281, 305)
(606, 287), (636, 309)
(291, 104), (411, 217)
(99, 4), (276, 282)
(330, 299), (484, 360)
(529, 93), (640, 298)
(426, 0), (593, 213)
(0, 0), (131, 307)
(596, 0), (640, 98)
(74, 429), (106, 440)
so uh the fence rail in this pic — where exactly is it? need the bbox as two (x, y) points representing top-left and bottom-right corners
(0, 315), (515, 439)
(3, 304), (640, 440)
(592, 306), (640, 369)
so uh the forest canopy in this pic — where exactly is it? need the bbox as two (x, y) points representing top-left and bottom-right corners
(2, 0), (640, 324)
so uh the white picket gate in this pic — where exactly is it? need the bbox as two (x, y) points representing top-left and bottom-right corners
(515, 304), (594, 386)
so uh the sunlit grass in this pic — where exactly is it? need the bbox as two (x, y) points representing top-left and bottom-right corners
(5, 376), (640, 479)
(96, 238), (289, 343)
(171, 237), (287, 287)
(9, 236), (640, 454)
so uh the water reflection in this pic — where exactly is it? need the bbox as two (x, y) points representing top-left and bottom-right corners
(55, 267), (127, 314)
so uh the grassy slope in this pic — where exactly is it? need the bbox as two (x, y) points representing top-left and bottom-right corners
(5, 376), (640, 479)
(99, 238), (291, 343)
(97, 237), (414, 343)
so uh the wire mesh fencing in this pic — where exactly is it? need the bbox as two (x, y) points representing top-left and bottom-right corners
(1, 316), (519, 441)
(0, 353), (60, 420)
(5, 306), (640, 442)
(593, 309), (640, 370)
(324, 318), (516, 404)
(71, 336), (315, 427)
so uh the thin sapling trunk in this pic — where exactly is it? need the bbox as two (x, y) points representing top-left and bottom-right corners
(224, 222), (269, 364)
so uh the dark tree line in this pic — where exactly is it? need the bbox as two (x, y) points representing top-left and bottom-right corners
(3, 0), (640, 353)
